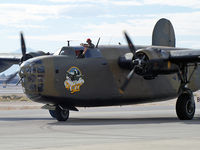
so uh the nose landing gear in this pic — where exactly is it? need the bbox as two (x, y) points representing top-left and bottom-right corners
(43, 104), (78, 121)
(55, 106), (69, 121)
(48, 106), (69, 121)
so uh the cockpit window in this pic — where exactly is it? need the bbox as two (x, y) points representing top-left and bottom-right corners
(75, 50), (83, 57)
(59, 47), (76, 57)
(84, 48), (102, 58)
(58, 46), (102, 58)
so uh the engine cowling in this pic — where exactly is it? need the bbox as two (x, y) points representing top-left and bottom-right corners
(21, 51), (49, 62)
(119, 48), (179, 79)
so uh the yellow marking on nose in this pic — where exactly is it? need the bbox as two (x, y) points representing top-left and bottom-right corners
(119, 89), (124, 95)
(168, 61), (171, 69)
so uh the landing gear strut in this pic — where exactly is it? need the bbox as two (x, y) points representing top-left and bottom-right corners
(176, 64), (197, 120)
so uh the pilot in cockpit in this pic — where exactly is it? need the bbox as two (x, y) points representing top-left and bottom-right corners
(81, 38), (95, 49)
(80, 38), (95, 57)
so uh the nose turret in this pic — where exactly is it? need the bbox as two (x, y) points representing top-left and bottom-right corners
(19, 58), (45, 99)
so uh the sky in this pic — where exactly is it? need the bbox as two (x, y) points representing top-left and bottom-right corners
(1, 0), (200, 74)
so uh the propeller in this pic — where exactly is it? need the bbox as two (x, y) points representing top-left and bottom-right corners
(5, 32), (49, 85)
(5, 32), (27, 85)
(120, 31), (147, 93)
(120, 66), (136, 92)
(124, 31), (136, 56)
(20, 32), (27, 62)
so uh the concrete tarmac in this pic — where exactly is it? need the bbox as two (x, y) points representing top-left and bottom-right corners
(0, 102), (200, 150)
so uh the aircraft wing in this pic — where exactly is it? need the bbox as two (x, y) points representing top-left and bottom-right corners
(169, 49), (200, 63)
(0, 53), (21, 62)
(0, 53), (21, 73)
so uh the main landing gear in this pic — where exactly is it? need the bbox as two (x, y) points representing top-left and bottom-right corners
(176, 89), (195, 120)
(49, 106), (69, 121)
(176, 64), (197, 120)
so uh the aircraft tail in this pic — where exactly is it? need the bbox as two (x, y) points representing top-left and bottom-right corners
(152, 18), (176, 47)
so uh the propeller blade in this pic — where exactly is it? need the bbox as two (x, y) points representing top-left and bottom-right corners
(124, 31), (136, 55)
(16, 77), (23, 85)
(5, 71), (19, 85)
(120, 66), (136, 93)
(20, 32), (26, 61)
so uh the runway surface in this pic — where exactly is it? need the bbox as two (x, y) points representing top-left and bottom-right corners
(0, 102), (200, 150)
(0, 84), (23, 95)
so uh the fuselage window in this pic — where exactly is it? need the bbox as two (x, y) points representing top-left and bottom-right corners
(37, 66), (45, 73)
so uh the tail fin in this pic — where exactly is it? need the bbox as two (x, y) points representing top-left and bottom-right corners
(152, 18), (176, 47)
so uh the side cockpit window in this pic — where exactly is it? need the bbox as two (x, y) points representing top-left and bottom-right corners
(57, 46), (102, 58)
(76, 48), (102, 59)
(60, 47), (76, 57)
(75, 50), (84, 58)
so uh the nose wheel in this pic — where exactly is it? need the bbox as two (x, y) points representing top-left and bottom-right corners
(51, 106), (69, 121)
(176, 89), (195, 120)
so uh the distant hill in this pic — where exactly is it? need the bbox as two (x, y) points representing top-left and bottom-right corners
(13, 47), (36, 53)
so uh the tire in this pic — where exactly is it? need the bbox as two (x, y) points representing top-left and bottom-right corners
(55, 106), (69, 121)
(176, 93), (195, 120)
(49, 110), (56, 118)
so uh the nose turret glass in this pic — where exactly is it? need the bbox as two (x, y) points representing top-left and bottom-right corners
(19, 59), (45, 98)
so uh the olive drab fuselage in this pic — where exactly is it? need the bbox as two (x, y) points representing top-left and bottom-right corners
(1, 18), (199, 122)
(19, 45), (200, 107)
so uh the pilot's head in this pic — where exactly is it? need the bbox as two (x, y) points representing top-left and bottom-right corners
(86, 38), (92, 44)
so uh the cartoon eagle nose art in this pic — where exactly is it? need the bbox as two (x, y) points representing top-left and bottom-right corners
(64, 66), (84, 94)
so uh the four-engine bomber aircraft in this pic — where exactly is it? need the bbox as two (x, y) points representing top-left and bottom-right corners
(1, 18), (200, 121)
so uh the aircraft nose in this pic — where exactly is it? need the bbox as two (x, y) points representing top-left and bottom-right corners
(19, 59), (45, 96)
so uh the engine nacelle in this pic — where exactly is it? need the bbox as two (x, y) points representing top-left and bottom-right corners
(139, 50), (178, 74)
(21, 51), (49, 62)
(119, 48), (179, 79)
